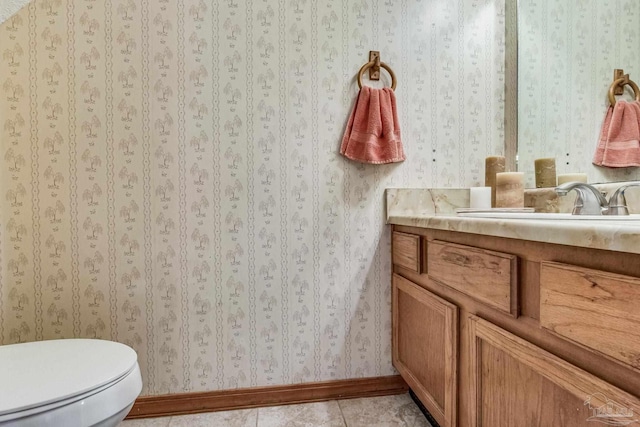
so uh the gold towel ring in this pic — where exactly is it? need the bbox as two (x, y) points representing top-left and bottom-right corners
(608, 77), (640, 106)
(357, 60), (397, 91)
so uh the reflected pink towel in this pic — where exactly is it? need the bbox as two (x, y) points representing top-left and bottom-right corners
(340, 86), (405, 164)
(593, 100), (640, 167)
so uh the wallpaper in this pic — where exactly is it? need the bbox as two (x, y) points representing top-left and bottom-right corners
(0, 0), (505, 395)
(518, 0), (640, 187)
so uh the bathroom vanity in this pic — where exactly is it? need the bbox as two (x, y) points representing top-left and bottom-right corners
(388, 190), (640, 427)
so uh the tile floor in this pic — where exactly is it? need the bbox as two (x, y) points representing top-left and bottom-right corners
(120, 393), (433, 427)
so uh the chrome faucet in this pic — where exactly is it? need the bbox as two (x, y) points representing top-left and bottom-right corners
(607, 182), (640, 215)
(555, 182), (608, 215)
(555, 181), (640, 215)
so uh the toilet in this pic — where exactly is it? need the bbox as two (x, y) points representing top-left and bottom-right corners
(0, 339), (142, 427)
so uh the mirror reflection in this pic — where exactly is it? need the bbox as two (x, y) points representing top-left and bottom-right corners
(517, 0), (640, 187)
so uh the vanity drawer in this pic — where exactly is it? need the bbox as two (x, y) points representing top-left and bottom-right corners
(427, 240), (518, 317)
(392, 232), (422, 273)
(540, 262), (640, 372)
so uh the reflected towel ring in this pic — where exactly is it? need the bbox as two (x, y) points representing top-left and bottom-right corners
(608, 77), (640, 106)
(357, 60), (397, 91)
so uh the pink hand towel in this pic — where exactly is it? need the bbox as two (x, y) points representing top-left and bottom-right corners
(593, 100), (640, 167)
(340, 86), (405, 164)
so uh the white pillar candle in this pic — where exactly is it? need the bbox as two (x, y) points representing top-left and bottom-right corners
(495, 172), (525, 208)
(470, 187), (492, 209)
(557, 173), (588, 185)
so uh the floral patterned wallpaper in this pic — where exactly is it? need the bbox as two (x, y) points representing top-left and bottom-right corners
(0, 0), (505, 395)
(518, 0), (640, 187)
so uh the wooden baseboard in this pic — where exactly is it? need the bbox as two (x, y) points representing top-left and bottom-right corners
(126, 375), (408, 419)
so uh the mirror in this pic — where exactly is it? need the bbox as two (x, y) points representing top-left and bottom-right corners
(0, 1), (30, 26)
(515, 0), (640, 187)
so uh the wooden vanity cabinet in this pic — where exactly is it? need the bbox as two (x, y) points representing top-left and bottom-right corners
(391, 226), (640, 427)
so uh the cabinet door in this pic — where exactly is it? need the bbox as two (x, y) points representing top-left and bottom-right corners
(393, 274), (458, 427)
(468, 315), (640, 427)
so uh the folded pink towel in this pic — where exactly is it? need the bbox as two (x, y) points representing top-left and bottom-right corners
(593, 100), (640, 167)
(340, 86), (405, 164)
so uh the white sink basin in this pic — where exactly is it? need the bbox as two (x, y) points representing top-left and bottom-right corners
(456, 212), (640, 220)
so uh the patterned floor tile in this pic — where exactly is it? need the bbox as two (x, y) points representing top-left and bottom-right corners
(257, 401), (346, 427)
(338, 394), (432, 427)
(168, 408), (257, 426)
(120, 417), (172, 427)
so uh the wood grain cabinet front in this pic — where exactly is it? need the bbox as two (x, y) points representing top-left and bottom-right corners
(392, 274), (458, 427)
(468, 315), (640, 427)
(427, 239), (518, 317)
(540, 261), (640, 373)
(392, 231), (423, 273)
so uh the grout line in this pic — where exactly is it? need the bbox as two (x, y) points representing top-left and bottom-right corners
(255, 406), (259, 427)
(336, 399), (348, 427)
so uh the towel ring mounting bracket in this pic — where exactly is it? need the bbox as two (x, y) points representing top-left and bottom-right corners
(357, 51), (397, 91)
(608, 68), (640, 106)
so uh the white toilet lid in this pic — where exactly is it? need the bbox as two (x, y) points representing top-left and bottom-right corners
(0, 339), (138, 416)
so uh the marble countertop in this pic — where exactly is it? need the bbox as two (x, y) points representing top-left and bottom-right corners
(387, 188), (640, 255)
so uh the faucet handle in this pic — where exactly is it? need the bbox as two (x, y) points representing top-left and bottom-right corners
(607, 182), (640, 215)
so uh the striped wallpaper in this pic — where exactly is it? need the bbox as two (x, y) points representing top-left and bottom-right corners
(0, 0), (505, 395)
